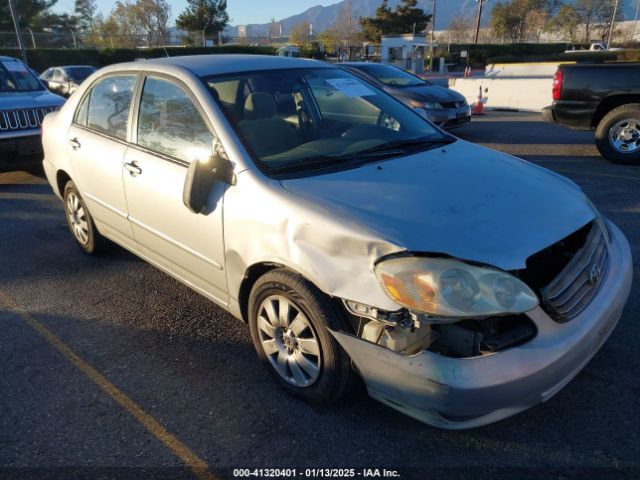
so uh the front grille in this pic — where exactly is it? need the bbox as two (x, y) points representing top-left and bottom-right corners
(540, 222), (608, 322)
(0, 106), (58, 133)
(440, 101), (465, 109)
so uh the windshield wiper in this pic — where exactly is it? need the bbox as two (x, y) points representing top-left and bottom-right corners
(269, 137), (456, 174)
(355, 136), (456, 156)
(269, 150), (399, 174)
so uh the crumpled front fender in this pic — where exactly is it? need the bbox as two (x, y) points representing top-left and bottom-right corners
(223, 170), (405, 314)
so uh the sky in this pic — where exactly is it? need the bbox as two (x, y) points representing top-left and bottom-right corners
(53, 0), (341, 26)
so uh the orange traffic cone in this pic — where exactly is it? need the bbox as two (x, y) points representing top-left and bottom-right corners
(472, 85), (485, 115)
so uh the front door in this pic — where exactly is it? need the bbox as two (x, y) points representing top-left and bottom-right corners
(122, 75), (228, 305)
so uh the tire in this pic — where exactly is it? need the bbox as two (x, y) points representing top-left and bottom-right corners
(248, 269), (355, 404)
(595, 103), (640, 165)
(63, 180), (106, 254)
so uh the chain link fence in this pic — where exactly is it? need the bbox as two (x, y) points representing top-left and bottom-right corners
(0, 31), (296, 50)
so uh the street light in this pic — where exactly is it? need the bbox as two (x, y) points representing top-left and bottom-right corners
(26, 27), (36, 49)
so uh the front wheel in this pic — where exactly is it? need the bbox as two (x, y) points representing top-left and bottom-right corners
(595, 103), (640, 164)
(248, 269), (355, 404)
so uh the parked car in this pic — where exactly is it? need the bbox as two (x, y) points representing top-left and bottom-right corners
(39, 65), (97, 97)
(42, 55), (631, 429)
(337, 62), (471, 129)
(565, 43), (624, 53)
(543, 62), (640, 164)
(0, 56), (64, 172)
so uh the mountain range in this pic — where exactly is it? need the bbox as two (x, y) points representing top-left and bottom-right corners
(224, 0), (636, 37)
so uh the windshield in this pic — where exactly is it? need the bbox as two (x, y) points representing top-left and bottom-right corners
(356, 64), (426, 88)
(65, 67), (96, 81)
(0, 59), (44, 92)
(201, 67), (449, 175)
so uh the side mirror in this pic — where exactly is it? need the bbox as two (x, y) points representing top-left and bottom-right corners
(182, 153), (236, 214)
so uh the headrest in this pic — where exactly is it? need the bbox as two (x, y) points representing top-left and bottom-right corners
(244, 92), (277, 120)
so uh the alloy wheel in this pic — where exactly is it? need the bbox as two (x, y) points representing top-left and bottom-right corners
(609, 118), (640, 153)
(66, 192), (89, 245)
(257, 294), (321, 387)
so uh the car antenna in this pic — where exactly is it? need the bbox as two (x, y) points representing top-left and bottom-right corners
(163, 47), (170, 58)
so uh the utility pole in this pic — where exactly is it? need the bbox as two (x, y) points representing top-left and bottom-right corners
(429, 0), (436, 70)
(607, 0), (620, 48)
(8, 0), (28, 65)
(474, 0), (486, 44)
(348, 0), (352, 60)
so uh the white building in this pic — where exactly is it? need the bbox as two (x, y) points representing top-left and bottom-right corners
(380, 34), (437, 74)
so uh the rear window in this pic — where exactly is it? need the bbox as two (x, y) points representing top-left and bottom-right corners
(65, 67), (96, 81)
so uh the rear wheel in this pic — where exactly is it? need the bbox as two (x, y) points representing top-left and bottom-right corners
(248, 269), (355, 404)
(595, 104), (640, 164)
(63, 180), (106, 254)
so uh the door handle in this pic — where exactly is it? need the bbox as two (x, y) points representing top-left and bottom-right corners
(68, 137), (81, 150)
(124, 161), (142, 177)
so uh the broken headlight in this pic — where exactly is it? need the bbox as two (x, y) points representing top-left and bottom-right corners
(375, 257), (539, 319)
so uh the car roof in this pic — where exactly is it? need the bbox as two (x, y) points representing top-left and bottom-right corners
(0, 56), (21, 62)
(109, 54), (329, 77)
(57, 65), (97, 69)
(338, 62), (389, 68)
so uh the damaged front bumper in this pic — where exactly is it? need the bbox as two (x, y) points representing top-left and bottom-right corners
(331, 221), (632, 429)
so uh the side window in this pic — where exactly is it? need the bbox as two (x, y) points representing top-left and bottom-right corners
(52, 69), (65, 82)
(210, 79), (239, 104)
(137, 77), (213, 163)
(75, 94), (90, 126)
(41, 69), (53, 80)
(82, 75), (137, 140)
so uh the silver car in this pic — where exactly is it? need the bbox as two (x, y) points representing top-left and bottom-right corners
(41, 55), (632, 429)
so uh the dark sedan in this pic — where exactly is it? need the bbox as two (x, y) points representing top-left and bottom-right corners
(338, 62), (470, 129)
(39, 65), (97, 97)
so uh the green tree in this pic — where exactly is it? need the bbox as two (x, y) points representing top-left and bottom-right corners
(359, 0), (431, 42)
(574, 0), (625, 42)
(491, 0), (560, 41)
(490, 2), (521, 40)
(176, 0), (229, 44)
(546, 4), (581, 41)
(0, 0), (57, 31)
(598, 0), (625, 41)
(74, 0), (96, 32)
(289, 21), (312, 46)
(84, 0), (171, 48)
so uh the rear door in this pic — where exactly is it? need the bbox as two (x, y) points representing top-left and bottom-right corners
(66, 74), (138, 249)
(122, 75), (228, 305)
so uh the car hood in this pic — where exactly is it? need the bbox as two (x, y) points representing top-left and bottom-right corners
(280, 140), (595, 271)
(0, 91), (65, 110)
(390, 84), (465, 103)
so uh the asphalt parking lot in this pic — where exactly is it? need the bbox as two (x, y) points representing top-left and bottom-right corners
(1, 112), (639, 480)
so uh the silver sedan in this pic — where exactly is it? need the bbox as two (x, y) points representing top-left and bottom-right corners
(41, 55), (632, 429)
